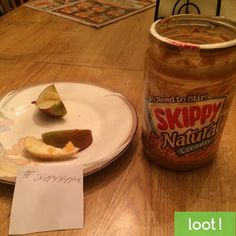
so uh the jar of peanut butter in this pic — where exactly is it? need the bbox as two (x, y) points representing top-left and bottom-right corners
(142, 14), (236, 171)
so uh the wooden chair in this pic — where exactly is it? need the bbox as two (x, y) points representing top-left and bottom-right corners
(9, 0), (25, 9)
(0, 0), (8, 13)
(154, 0), (222, 21)
(0, 0), (25, 15)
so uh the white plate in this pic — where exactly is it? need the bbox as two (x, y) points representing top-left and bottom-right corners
(0, 82), (137, 184)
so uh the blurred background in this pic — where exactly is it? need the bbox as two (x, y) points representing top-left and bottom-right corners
(0, 0), (236, 22)
(156, 0), (236, 21)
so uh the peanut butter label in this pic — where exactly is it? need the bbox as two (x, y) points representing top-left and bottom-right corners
(146, 94), (225, 156)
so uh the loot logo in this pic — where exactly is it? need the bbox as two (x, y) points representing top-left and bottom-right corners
(148, 95), (225, 155)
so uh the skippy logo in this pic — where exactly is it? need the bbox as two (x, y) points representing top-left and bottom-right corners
(147, 95), (226, 156)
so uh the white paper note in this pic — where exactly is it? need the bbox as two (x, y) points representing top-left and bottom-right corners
(9, 163), (84, 235)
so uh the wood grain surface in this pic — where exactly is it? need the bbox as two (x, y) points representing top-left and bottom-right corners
(0, 6), (236, 236)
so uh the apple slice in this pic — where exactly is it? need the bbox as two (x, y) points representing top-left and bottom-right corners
(42, 129), (93, 150)
(24, 136), (79, 160)
(32, 84), (67, 117)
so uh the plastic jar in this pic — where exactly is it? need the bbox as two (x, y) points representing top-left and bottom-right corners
(142, 14), (236, 171)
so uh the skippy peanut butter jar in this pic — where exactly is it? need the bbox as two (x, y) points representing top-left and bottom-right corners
(142, 14), (236, 171)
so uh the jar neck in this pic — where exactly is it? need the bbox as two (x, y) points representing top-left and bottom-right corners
(147, 44), (236, 81)
(151, 15), (236, 49)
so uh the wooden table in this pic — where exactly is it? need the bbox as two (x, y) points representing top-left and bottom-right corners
(0, 6), (236, 236)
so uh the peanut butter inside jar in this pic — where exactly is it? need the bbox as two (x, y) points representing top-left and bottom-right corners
(142, 14), (236, 171)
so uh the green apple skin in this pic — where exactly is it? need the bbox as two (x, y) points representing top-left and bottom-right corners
(40, 101), (67, 117)
(42, 129), (93, 150)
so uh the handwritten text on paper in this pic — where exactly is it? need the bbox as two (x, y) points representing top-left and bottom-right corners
(22, 168), (82, 184)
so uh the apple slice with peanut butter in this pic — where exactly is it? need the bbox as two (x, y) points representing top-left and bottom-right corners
(24, 129), (93, 160)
